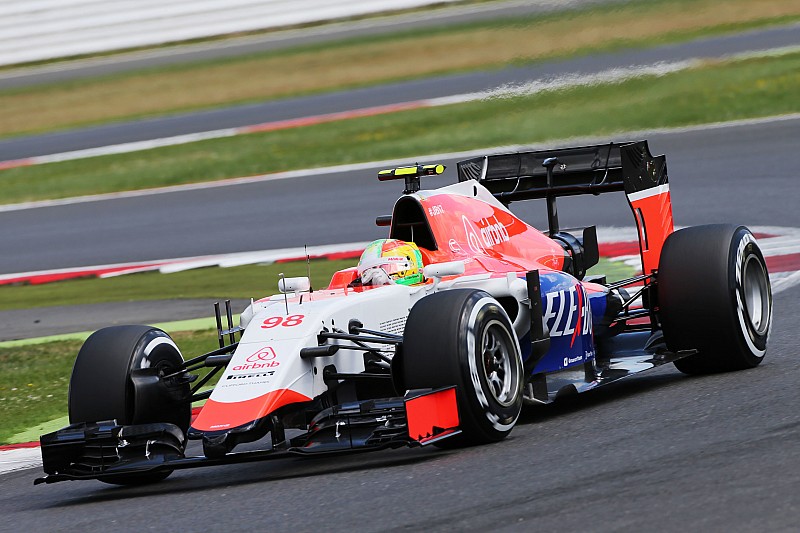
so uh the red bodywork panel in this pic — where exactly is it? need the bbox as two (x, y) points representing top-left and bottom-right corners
(328, 186), (567, 289)
(405, 387), (460, 445)
(193, 389), (312, 432)
(627, 185), (674, 274)
(412, 190), (565, 273)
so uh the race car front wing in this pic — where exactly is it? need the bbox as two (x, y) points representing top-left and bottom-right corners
(34, 387), (460, 485)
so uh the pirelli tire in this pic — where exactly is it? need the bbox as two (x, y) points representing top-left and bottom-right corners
(68, 325), (191, 485)
(657, 225), (772, 374)
(402, 289), (524, 446)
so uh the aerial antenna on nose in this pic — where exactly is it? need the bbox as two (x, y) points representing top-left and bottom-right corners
(279, 272), (289, 315)
(305, 245), (313, 293)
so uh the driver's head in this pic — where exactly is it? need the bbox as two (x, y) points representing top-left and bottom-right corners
(357, 239), (424, 286)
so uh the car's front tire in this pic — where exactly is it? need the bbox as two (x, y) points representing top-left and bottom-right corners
(402, 289), (524, 445)
(657, 225), (772, 374)
(69, 325), (191, 485)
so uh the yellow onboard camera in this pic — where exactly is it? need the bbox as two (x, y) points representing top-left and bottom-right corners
(377, 164), (445, 194)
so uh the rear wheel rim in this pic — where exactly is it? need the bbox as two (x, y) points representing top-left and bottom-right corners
(743, 255), (770, 335)
(480, 320), (518, 407)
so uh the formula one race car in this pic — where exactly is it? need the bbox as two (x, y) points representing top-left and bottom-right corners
(37, 140), (772, 485)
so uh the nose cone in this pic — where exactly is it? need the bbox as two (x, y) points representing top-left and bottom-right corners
(192, 388), (311, 432)
(191, 338), (315, 433)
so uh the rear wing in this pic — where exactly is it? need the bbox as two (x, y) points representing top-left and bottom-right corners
(457, 140), (674, 274)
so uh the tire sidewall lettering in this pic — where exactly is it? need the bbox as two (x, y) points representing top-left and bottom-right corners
(732, 230), (770, 356)
(464, 296), (523, 433)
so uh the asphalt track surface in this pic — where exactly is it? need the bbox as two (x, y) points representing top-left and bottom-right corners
(2, 116), (799, 276)
(1, 284), (798, 531)
(2, 117), (800, 530)
(0, 299), (250, 341)
(1, 23), (799, 161)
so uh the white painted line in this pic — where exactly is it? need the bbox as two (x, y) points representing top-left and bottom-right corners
(0, 258), (175, 283)
(595, 226), (642, 243)
(601, 227), (800, 294)
(35, 128), (242, 163)
(771, 270), (800, 294)
(157, 242), (370, 274)
(755, 234), (800, 254)
(0, 448), (41, 474)
(0, 241), (371, 284)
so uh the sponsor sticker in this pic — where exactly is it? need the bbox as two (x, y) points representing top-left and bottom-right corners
(542, 284), (593, 345)
(232, 346), (280, 371)
(462, 214), (511, 254)
(427, 204), (445, 216)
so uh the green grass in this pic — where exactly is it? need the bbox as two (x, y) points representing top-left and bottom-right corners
(0, 329), (222, 444)
(0, 339), (82, 444)
(9, 415), (70, 444)
(0, 0), (797, 138)
(2, 52), (799, 205)
(0, 258), (356, 312)
(590, 257), (637, 284)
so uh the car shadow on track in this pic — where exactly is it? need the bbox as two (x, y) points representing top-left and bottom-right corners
(516, 370), (688, 425)
(35, 448), (447, 508)
(36, 370), (694, 508)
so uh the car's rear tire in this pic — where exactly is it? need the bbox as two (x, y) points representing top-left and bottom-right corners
(657, 225), (772, 374)
(402, 289), (524, 446)
(68, 325), (191, 485)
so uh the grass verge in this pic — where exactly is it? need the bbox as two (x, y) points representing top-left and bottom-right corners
(2, 51), (799, 204)
(0, 0), (798, 138)
(0, 329), (219, 444)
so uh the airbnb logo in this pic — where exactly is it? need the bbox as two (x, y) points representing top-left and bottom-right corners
(234, 346), (280, 371)
(245, 347), (276, 363)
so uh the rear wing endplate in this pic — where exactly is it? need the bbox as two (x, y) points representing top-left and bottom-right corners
(457, 140), (674, 274)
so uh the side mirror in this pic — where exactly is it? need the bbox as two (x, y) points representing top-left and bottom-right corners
(423, 261), (465, 279)
(279, 276), (311, 293)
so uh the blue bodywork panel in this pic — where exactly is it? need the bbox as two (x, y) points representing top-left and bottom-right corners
(528, 271), (608, 374)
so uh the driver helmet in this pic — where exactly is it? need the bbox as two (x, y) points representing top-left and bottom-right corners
(357, 239), (424, 286)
